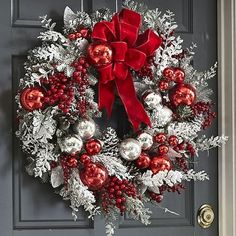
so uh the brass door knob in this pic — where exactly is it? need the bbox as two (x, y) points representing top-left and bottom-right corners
(197, 204), (215, 228)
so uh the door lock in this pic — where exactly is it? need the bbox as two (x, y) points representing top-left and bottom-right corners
(197, 204), (215, 228)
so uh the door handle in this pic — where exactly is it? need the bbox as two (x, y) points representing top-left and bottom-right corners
(197, 204), (215, 228)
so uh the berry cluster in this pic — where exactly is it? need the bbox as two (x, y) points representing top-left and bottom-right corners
(149, 184), (185, 203)
(136, 57), (155, 79)
(101, 176), (138, 214)
(192, 102), (216, 129)
(60, 154), (78, 184)
(41, 72), (74, 114)
(154, 133), (179, 148)
(71, 57), (90, 116)
(68, 28), (90, 41)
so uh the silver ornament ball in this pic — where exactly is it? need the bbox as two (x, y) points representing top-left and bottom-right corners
(143, 91), (162, 109)
(58, 135), (83, 154)
(137, 132), (153, 150)
(74, 118), (96, 140)
(119, 138), (141, 161)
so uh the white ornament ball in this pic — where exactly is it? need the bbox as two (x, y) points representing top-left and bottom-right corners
(137, 132), (153, 150)
(74, 118), (96, 140)
(156, 106), (173, 127)
(119, 138), (141, 161)
(58, 135), (83, 154)
(143, 91), (162, 109)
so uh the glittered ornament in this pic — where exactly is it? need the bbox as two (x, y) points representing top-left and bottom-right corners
(80, 163), (108, 190)
(169, 83), (196, 107)
(142, 91), (162, 109)
(136, 152), (151, 169)
(20, 87), (44, 111)
(150, 156), (172, 174)
(119, 138), (141, 161)
(74, 118), (96, 140)
(168, 135), (179, 146)
(87, 42), (113, 66)
(153, 133), (167, 143)
(158, 144), (169, 155)
(85, 139), (102, 155)
(137, 132), (153, 150)
(58, 135), (83, 154)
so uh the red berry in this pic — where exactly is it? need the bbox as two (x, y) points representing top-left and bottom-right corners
(67, 157), (78, 168)
(163, 67), (175, 80)
(68, 33), (76, 40)
(159, 79), (169, 91)
(158, 144), (169, 155)
(154, 133), (167, 143)
(168, 135), (179, 146)
(79, 154), (91, 165)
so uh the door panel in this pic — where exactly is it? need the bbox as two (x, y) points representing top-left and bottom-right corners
(0, 0), (217, 236)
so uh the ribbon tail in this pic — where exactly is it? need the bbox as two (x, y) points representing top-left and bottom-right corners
(99, 81), (115, 117)
(115, 72), (151, 130)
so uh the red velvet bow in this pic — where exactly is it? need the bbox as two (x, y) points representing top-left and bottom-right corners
(91, 8), (162, 130)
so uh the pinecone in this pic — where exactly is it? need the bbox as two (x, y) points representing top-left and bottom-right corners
(101, 127), (119, 157)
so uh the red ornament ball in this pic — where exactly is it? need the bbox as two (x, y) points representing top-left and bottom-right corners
(174, 68), (185, 83)
(168, 135), (179, 146)
(150, 156), (172, 174)
(163, 67), (175, 80)
(136, 152), (151, 169)
(158, 144), (169, 155)
(80, 163), (108, 190)
(85, 139), (102, 155)
(159, 79), (169, 91)
(87, 42), (113, 66)
(20, 87), (44, 111)
(163, 67), (185, 83)
(79, 153), (91, 166)
(153, 133), (167, 144)
(169, 83), (196, 107)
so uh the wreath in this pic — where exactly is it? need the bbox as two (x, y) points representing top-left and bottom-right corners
(16, 1), (227, 235)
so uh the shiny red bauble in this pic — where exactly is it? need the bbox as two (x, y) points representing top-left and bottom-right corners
(85, 139), (102, 155)
(20, 87), (44, 111)
(79, 153), (91, 166)
(163, 67), (175, 80)
(158, 79), (169, 91)
(87, 42), (113, 66)
(80, 163), (108, 190)
(158, 144), (169, 155)
(153, 133), (167, 144)
(163, 67), (185, 83)
(136, 152), (151, 169)
(150, 156), (172, 174)
(174, 68), (185, 83)
(169, 83), (196, 107)
(168, 135), (179, 146)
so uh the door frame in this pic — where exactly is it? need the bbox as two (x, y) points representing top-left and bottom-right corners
(218, 0), (236, 235)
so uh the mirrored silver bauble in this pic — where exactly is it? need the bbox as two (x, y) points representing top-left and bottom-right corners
(58, 135), (83, 154)
(74, 118), (96, 140)
(119, 138), (141, 161)
(143, 91), (162, 109)
(137, 132), (153, 150)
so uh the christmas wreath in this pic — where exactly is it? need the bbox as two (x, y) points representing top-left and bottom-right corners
(16, 1), (227, 235)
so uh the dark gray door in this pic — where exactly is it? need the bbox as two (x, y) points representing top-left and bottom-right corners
(0, 0), (218, 235)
